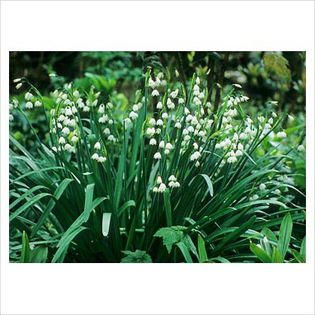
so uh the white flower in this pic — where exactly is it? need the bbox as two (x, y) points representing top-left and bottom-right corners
(83, 106), (90, 112)
(107, 102), (113, 109)
(16, 83), (23, 89)
(103, 128), (110, 136)
(259, 183), (266, 190)
(98, 156), (107, 163)
(186, 114), (193, 123)
(195, 161), (200, 167)
(133, 104), (139, 112)
(108, 119), (113, 125)
(25, 92), (33, 101)
(152, 89), (159, 97)
(167, 98), (175, 109)
(62, 127), (70, 135)
(25, 101), (33, 109)
(124, 118), (132, 128)
(98, 104), (105, 114)
(58, 137), (66, 144)
(175, 122), (181, 129)
(68, 119), (76, 127)
(71, 135), (79, 143)
(13, 78), (22, 83)
(149, 138), (157, 145)
(94, 142), (101, 150)
(92, 153), (99, 160)
(156, 102), (163, 109)
(277, 131), (287, 138)
(108, 135), (116, 142)
(155, 119), (163, 126)
(187, 126), (194, 133)
(233, 83), (242, 89)
(165, 143), (173, 150)
(297, 144), (305, 152)
(258, 116), (265, 123)
(159, 141), (165, 149)
(170, 89), (179, 99)
(196, 77), (200, 85)
(99, 115), (108, 124)
(184, 108), (190, 115)
(158, 183), (167, 193)
(153, 152), (162, 160)
(168, 175), (177, 182)
(65, 108), (72, 116)
(190, 151), (201, 161)
(193, 97), (201, 105)
(9, 114), (14, 121)
(227, 156), (237, 164)
(239, 132), (247, 140)
(51, 146), (57, 152)
(156, 176), (163, 185)
(250, 194), (259, 201)
(178, 98), (185, 105)
(235, 150), (243, 157)
(148, 78), (156, 88)
(149, 118), (156, 126)
(168, 181), (176, 188)
(272, 112), (277, 118)
(153, 187), (159, 193)
(73, 90), (80, 98)
(146, 127), (156, 137)
(155, 128), (161, 134)
(33, 100), (42, 108)
(274, 189), (281, 195)
(64, 143), (74, 153)
(129, 111), (138, 120)
(162, 112), (168, 119)
(237, 143), (244, 151)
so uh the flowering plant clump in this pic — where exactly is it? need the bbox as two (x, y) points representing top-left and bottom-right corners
(9, 70), (305, 263)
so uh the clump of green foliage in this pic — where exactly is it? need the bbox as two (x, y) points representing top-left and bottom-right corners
(9, 67), (305, 263)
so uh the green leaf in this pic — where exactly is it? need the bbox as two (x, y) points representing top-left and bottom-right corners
(29, 246), (48, 263)
(277, 213), (293, 261)
(176, 242), (193, 263)
(52, 184), (106, 262)
(102, 213), (112, 237)
(197, 234), (208, 263)
(20, 231), (30, 263)
(211, 216), (256, 255)
(272, 247), (283, 263)
(250, 243), (272, 263)
(163, 189), (173, 226)
(300, 237), (306, 258)
(118, 200), (135, 217)
(10, 193), (52, 221)
(154, 226), (186, 253)
(121, 250), (152, 263)
(189, 174), (214, 197)
(31, 178), (73, 237)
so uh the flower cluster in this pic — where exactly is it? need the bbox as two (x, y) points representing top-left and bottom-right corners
(91, 142), (107, 163)
(152, 176), (167, 193)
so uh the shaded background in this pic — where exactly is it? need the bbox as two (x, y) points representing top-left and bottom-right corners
(10, 51), (305, 112)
